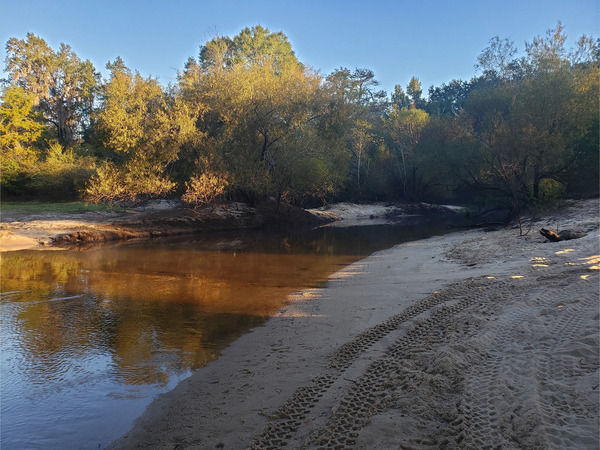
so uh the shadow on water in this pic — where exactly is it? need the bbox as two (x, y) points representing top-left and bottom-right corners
(0, 215), (466, 448)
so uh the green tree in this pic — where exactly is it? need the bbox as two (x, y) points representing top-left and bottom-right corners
(475, 36), (518, 80)
(87, 58), (194, 204)
(406, 76), (424, 109)
(326, 67), (386, 107)
(198, 36), (233, 70)
(323, 67), (387, 199)
(348, 119), (376, 196)
(180, 27), (348, 205)
(391, 85), (410, 109)
(566, 39), (600, 196)
(4, 33), (99, 147)
(199, 25), (300, 71)
(0, 84), (43, 189)
(436, 23), (600, 212)
(427, 79), (471, 117)
(525, 21), (569, 73)
(383, 106), (430, 200)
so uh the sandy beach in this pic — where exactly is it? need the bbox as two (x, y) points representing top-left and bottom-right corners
(102, 199), (599, 449)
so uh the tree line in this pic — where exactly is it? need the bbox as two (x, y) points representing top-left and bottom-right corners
(1, 23), (598, 214)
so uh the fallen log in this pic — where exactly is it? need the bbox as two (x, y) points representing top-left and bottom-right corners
(539, 228), (586, 242)
(540, 228), (563, 242)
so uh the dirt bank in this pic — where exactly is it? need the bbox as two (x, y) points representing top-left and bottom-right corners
(109, 198), (599, 449)
(308, 201), (467, 227)
(0, 200), (465, 252)
(0, 201), (330, 251)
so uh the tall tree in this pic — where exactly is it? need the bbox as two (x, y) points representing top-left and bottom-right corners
(427, 79), (470, 117)
(179, 27), (347, 205)
(525, 21), (569, 73)
(326, 68), (386, 107)
(391, 85), (410, 109)
(348, 119), (376, 195)
(87, 58), (194, 203)
(383, 105), (430, 200)
(475, 36), (518, 80)
(4, 33), (99, 147)
(0, 84), (44, 189)
(428, 23), (600, 211)
(406, 76), (423, 109)
(199, 25), (300, 71)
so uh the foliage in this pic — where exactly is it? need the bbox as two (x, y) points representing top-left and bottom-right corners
(326, 67), (386, 107)
(406, 77), (424, 109)
(180, 27), (348, 204)
(407, 22), (599, 214)
(2, 23), (598, 211)
(199, 25), (300, 71)
(347, 120), (377, 195)
(85, 161), (175, 205)
(427, 80), (471, 117)
(30, 142), (96, 199)
(182, 170), (229, 207)
(0, 84), (43, 190)
(383, 105), (430, 200)
(86, 58), (194, 204)
(475, 36), (518, 80)
(0, 82), (95, 198)
(4, 33), (99, 147)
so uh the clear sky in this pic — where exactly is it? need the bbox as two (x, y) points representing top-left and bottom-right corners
(1, 0), (598, 95)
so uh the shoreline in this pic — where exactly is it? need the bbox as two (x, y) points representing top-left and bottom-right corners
(0, 201), (309, 252)
(0, 200), (464, 252)
(109, 199), (599, 449)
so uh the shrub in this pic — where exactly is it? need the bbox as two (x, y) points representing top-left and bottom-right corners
(182, 171), (229, 207)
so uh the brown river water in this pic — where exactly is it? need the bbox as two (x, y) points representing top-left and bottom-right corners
(0, 218), (464, 449)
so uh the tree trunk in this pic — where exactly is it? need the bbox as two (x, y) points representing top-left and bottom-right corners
(533, 168), (540, 200)
(260, 131), (269, 161)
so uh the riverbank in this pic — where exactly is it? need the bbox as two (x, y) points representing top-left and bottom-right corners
(109, 198), (598, 449)
(0, 200), (464, 251)
(0, 201), (324, 251)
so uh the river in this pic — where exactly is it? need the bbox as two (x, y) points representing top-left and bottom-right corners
(0, 217), (463, 449)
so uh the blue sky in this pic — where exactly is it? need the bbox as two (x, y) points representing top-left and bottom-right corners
(1, 0), (598, 95)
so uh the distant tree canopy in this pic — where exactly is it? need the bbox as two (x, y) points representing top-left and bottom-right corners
(199, 25), (300, 71)
(1, 23), (598, 213)
(4, 33), (99, 147)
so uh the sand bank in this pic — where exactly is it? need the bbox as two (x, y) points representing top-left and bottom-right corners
(0, 201), (463, 251)
(109, 199), (599, 449)
(0, 201), (314, 251)
(0, 202), (266, 251)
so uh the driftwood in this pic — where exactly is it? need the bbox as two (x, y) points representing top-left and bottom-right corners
(540, 228), (586, 242)
(540, 228), (563, 242)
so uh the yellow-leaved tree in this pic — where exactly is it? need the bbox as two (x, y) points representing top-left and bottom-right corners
(86, 57), (195, 204)
(178, 26), (348, 206)
(383, 105), (430, 200)
(0, 85), (43, 191)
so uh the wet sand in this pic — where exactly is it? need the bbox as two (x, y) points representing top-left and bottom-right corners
(109, 199), (599, 449)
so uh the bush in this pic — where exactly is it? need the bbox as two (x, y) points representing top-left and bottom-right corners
(182, 171), (229, 207)
(537, 178), (567, 204)
(85, 161), (176, 205)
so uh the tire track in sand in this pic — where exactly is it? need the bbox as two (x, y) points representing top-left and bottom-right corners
(250, 264), (598, 449)
(249, 279), (497, 449)
(305, 278), (498, 449)
(460, 274), (599, 448)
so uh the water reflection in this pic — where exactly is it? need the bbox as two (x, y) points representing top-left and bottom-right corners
(0, 217), (462, 448)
